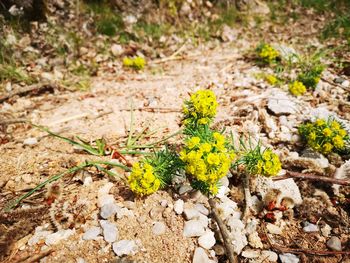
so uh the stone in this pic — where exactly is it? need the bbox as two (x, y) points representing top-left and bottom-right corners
(221, 25), (237, 42)
(321, 224), (332, 237)
(45, 229), (75, 245)
(194, 204), (209, 216)
(100, 203), (119, 219)
(113, 240), (138, 256)
(267, 90), (297, 115)
(248, 232), (263, 249)
(152, 221), (166, 235)
(279, 253), (299, 263)
(28, 226), (53, 246)
(82, 226), (101, 241)
(149, 206), (165, 220)
(160, 200), (168, 207)
(174, 199), (184, 215)
(192, 247), (210, 263)
(97, 194), (115, 208)
(241, 249), (260, 258)
(341, 80), (350, 88)
(179, 185), (193, 195)
(183, 220), (205, 237)
(226, 217), (248, 254)
(216, 196), (239, 220)
(326, 236), (342, 251)
(100, 220), (118, 243)
(334, 77), (345, 84)
(266, 223), (282, 235)
(198, 231), (216, 250)
(273, 44), (298, 62)
(76, 257), (85, 263)
(111, 44), (123, 56)
(116, 207), (134, 219)
(184, 208), (201, 220)
(303, 222), (318, 233)
(261, 250), (278, 262)
(23, 137), (38, 146)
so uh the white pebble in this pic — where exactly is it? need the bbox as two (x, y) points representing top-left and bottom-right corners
(23, 137), (38, 146)
(152, 221), (166, 235)
(279, 253), (300, 263)
(45, 229), (75, 246)
(82, 226), (101, 241)
(198, 231), (216, 249)
(303, 222), (318, 233)
(113, 240), (138, 256)
(100, 220), (118, 243)
(100, 203), (119, 219)
(194, 204), (209, 216)
(174, 199), (184, 215)
(183, 220), (205, 237)
(193, 247), (210, 263)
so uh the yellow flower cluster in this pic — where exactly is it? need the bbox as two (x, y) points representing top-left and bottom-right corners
(128, 161), (160, 196)
(255, 149), (282, 177)
(289, 80), (306, 96)
(265, 74), (278, 85)
(123, 56), (146, 70)
(183, 90), (218, 127)
(299, 118), (348, 154)
(180, 132), (235, 195)
(258, 44), (280, 64)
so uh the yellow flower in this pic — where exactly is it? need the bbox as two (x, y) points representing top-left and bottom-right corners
(339, 128), (347, 138)
(265, 74), (277, 85)
(323, 128), (332, 137)
(207, 153), (220, 165)
(258, 44), (279, 63)
(200, 143), (212, 153)
(309, 131), (317, 141)
(331, 121), (341, 131)
(333, 135), (345, 149)
(315, 119), (326, 127)
(289, 81), (306, 96)
(322, 143), (333, 154)
(187, 136), (201, 149)
(209, 184), (218, 195)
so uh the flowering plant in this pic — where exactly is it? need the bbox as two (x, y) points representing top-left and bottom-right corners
(123, 56), (146, 70)
(180, 127), (235, 195)
(289, 80), (306, 96)
(256, 43), (280, 65)
(182, 90), (218, 129)
(298, 118), (349, 154)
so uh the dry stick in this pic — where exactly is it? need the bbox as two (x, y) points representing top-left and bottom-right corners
(208, 198), (238, 263)
(321, 77), (350, 93)
(22, 248), (54, 263)
(273, 171), (350, 186)
(0, 119), (28, 125)
(120, 107), (182, 113)
(242, 172), (252, 221)
(0, 83), (57, 103)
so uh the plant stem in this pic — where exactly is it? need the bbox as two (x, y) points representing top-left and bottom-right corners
(242, 172), (252, 222)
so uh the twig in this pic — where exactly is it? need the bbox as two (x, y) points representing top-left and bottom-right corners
(208, 198), (238, 263)
(273, 171), (350, 186)
(0, 83), (57, 103)
(0, 119), (28, 125)
(120, 107), (181, 113)
(321, 77), (350, 93)
(21, 248), (53, 263)
(152, 41), (188, 64)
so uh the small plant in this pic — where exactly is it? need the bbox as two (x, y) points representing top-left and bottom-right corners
(265, 74), (278, 85)
(289, 80), (307, 96)
(298, 118), (349, 155)
(182, 89), (218, 129)
(297, 63), (324, 89)
(123, 56), (146, 70)
(180, 129), (235, 195)
(256, 43), (280, 65)
(128, 149), (179, 196)
(236, 142), (281, 177)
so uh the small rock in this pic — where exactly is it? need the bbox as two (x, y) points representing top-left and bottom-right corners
(100, 203), (119, 219)
(152, 221), (166, 235)
(341, 80), (350, 88)
(279, 253), (299, 263)
(267, 90), (297, 115)
(321, 224), (332, 237)
(326, 236), (342, 251)
(303, 222), (318, 233)
(100, 220), (118, 243)
(116, 207), (134, 219)
(248, 232), (263, 249)
(149, 207), (165, 220)
(28, 226), (53, 246)
(98, 182), (114, 196)
(193, 247), (210, 263)
(113, 240), (138, 256)
(213, 244), (225, 256)
(76, 257), (85, 263)
(179, 185), (193, 195)
(194, 204), (209, 216)
(198, 231), (216, 249)
(160, 200), (168, 207)
(266, 223), (282, 235)
(82, 226), (101, 241)
(184, 208), (201, 220)
(261, 250), (278, 262)
(98, 194), (115, 208)
(111, 44), (123, 56)
(45, 229), (75, 245)
(123, 201), (136, 210)
(183, 220), (205, 237)
(221, 25), (237, 42)
(242, 249), (260, 258)
(174, 199), (184, 215)
(23, 137), (38, 146)
(334, 77), (345, 84)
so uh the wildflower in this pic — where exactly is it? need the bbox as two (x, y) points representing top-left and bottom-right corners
(123, 56), (146, 70)
(128, 161), (160, 196)
(289, 81), (306, 96)
(333, 135), (345, 149)
(265, 74), (277, 85)
(187, 136), (201, 149)
(182, 90), (218, 128)
(257, 44), (280, 64)
(323, 128), (332, 137)
(323, 143), (333, 154)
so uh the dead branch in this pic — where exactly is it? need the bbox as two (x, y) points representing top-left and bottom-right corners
(209, 198), (238, 263)
(0, 119), (28, 125)
(0, 83), (58, 103)
(273, 171), (350, 186)
(321, 77), (350, 93)
(120, 107), (181, 113)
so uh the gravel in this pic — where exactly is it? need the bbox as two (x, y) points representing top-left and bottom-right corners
(192, 247), (210, 263)
(113, 240), (139, 256)
(183, 220), (206, 237)
(174, 199), (184, 215)
(198, 231), (216, 250)
(326, 236), (342, 251)
(152, 221), (166, 235)
(100, 220), (118, 243)
(82, 226), (101, 241)
(279, 253), (300, 263)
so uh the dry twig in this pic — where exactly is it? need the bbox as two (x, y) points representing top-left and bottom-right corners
(0, 83), (58, 103)
(209, 198), (238, 263)
(274, 171), (350, 186)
